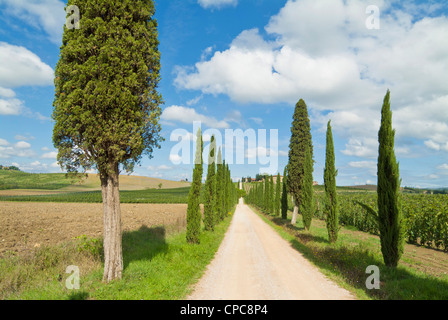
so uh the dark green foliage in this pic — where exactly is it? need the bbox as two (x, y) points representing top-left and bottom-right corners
(275, 173), (281, 216)
(52, 0), (163, 175)
(287, 99), (313, 218)
(186, 129), (203, 244)
(281, 167), (288, 219)
(301, 143), (314, 230)
(324, 120), (339, 243)
(204, 136), (217, 231)
(377, 90), (404, 267)
(215, 148), (225, 221)
(270, 175), (275, 214)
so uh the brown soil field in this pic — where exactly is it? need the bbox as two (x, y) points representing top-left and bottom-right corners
(0, 202), (189, 257)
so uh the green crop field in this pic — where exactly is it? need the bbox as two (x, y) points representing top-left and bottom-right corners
(313, 192), (448, 252)
(0, 187), (191, 204)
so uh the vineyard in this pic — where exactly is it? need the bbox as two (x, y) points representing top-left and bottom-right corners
(245, 182), (448, 252)
(313, 192), (448, 252)
(0, 187), (191, 204)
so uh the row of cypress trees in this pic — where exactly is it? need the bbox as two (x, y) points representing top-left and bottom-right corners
(245, 172), (289, 219)
(245, 90), (403, 268)
(186, 128), (239, 244)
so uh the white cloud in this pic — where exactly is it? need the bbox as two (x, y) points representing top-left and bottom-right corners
(15, 141), (31, 149)
(0, 87), (15, 98)
(175, 0), (448, 161)
(147, 165), (173, 171)
(342, 138), (378, 159)
(198, 0), (237, 10)
(437, 164), (448, 170)
(0, 98), (24, 115)
(169, 153), (182, 164)
(161, 105), (229, 129)
(41, 151), (58, 159)
(348, 161), (377, 169)
(0, 42), (54, 88)
(0, 139), (35, 159)
(0, 0), (66, 45)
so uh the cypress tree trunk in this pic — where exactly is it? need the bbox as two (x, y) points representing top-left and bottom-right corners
(377, 90), (404, 268)
(100, 161), (123, 282)
(291, 199), (299, 225)
(324, 120), (339, 243)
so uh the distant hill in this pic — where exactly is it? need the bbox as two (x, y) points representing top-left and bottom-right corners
(0, 170), (190, 195)
(346, 185), (377, 191)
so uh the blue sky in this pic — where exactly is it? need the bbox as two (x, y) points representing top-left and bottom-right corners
(0, 0), (447, 188)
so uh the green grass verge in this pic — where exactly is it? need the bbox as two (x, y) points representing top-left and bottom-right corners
(1, 210), (234, 300)
(0, 187), (191, 204)
(249, 204), (448, 300)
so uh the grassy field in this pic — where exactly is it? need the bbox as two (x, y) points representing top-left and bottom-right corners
(0, 187), (191, 204)
(0, 171), (74, 190)
(250, 204), (448, 300)
(1, 208), (234, 300)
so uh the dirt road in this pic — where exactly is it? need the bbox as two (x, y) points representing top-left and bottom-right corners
(187, 199), (355, 300)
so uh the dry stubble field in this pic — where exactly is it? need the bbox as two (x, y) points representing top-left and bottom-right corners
(0, 202), (189, 257)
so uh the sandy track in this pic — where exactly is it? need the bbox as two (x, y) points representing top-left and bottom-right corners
(187, 199), (355, 300)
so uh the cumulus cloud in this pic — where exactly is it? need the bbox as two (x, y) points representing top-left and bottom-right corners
(161, 105), (229, 129)
(175, 0), (448, 160)
(0, 42), (54, 88)
(41, 151), (58, 159)
(0, 139), (35, 159)
(0, 0), (66, 45)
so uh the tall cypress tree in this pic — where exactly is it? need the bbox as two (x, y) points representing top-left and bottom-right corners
(275, 173), (281, 216)
(215, 147), (224, 221)
(186, 128), (203, 244)
(281, 167), (288, 219)
(355, 90), (404, 268)
(204, 135), (216, 231)
(301, 143), (314, 230)
(269, 175), (274, 214)
(53, 0), (162, 282)
(287, 99), (313, 225)
(324, 120), (339, 243)
(377, 90), (404, 267)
